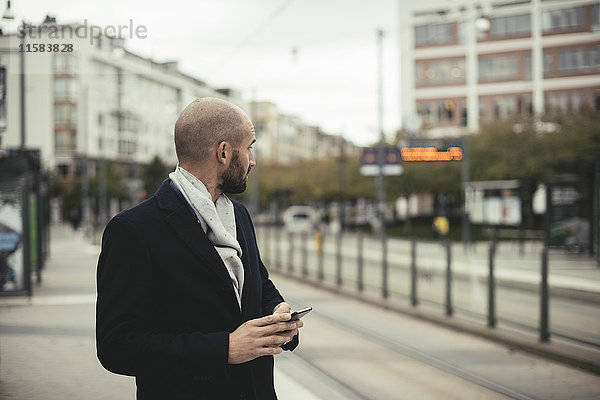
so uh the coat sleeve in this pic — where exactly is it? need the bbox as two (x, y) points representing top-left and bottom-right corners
(95, 215), (230, 380)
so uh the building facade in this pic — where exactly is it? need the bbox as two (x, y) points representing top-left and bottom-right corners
(401, 0), (600, 137)
(0, 19), (247, 188)
(251, 101), (357, 164)
(0, 18), (356, 187)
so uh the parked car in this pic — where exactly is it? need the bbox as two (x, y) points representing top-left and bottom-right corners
(282, 206), (319, 233)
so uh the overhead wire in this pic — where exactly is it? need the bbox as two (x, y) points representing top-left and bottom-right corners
(209, 0), (297, 73)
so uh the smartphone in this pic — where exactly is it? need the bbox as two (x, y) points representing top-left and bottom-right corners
(290, 307), (312, 321)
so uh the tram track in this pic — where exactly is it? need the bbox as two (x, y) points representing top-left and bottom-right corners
(287, 295), (538, 400)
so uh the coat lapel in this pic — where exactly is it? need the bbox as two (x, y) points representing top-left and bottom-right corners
(156, 181), (240, 311)
(234, 203), (254, 315)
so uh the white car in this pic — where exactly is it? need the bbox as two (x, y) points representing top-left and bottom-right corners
(282, 206), (319, 233)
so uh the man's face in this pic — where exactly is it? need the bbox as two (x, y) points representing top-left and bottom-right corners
(220, 149), (251, 194)
(218, 120), (256, 194)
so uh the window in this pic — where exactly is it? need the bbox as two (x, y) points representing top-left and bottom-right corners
(415, 22), (454, 46)
(557, 45), (600, 74)
(481, 95), (533, 122)
(416, 58), (465, 86)
(57, 164), (70, 178)
(543, 51), (554, 76)
(54, 104), (77, 124)
(494, 96), (532, 119)
(489, 13), (531, 38)
(479, 53), (522, 82)
(55, 130), (75, 152)
(542, 6), (584, 33)
(54, 78), (78, 100)
(53, 54), (77, 74)
(118, 139), (137, 156)
(545, 90), (588, 113)
(593, 5), (600, 32)
(417, 99), (463, 126)
(524, 53), (531, 81)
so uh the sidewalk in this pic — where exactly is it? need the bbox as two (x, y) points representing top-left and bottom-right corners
(0, 224), (318, 400)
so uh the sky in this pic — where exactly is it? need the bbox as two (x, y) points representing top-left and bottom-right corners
(7, 0), (448, 146)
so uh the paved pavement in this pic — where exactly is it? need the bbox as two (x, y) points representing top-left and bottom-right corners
(1, 224), (599, 399)
(0, 224), (318, 400)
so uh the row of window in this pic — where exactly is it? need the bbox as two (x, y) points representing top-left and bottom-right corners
(416, 89), (600, 128)
(415, 5), (599, 47)
(416, 44), (599, 87)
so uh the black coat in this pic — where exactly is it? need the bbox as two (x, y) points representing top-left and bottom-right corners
(96, 180), (296, 399)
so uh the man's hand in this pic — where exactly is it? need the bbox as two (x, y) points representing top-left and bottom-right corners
(228, 313), (298, 365)
(273, 302), (303, 339)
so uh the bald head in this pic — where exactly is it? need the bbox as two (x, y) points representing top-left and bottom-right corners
(174, 97), (251, 166)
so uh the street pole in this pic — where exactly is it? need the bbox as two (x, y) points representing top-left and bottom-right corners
(461, 135), (471, 249)
(376, 29), (388, 299)
(99, 114), (108, 228)
(19, 20), (25, 150)
(81, 86), (90, 236)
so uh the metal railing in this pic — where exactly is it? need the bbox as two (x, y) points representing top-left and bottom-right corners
(256, 226), (599, 347)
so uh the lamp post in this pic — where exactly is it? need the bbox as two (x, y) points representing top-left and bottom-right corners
(376, 28), (388, 299)
(19, 20), (25, 150)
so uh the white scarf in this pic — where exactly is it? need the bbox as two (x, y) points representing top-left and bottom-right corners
(169, 166), (244, 309)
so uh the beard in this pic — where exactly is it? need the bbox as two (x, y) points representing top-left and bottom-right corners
(219, 150), (251, 194)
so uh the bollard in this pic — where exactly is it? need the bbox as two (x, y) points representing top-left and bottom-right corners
(315, 230), (323, 253)
(410, 238), (418, 306)
(336, 232), (342, 286)
(318, 233), (324, 281)
(382, 235), (389, 299)
(488, 237), (497, 328)
(445, 239), (453, 316)
(357, 233), (364, 292)
(540, 247), (550, 342)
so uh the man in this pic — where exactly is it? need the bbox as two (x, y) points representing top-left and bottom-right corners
(96, 97), (303, 399)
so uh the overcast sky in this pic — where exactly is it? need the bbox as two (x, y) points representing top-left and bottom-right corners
(8, 0), (448, 146)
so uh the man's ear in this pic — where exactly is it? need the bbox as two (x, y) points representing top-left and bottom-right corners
(217, 141), (229, 164)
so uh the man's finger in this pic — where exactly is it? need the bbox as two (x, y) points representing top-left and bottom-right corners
(253, 313), (291, 327)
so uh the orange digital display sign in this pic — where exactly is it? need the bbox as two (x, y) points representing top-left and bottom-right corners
(401, 146), (463, 161)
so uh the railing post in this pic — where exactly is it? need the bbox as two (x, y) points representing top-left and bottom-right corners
(410, 238), (418, 306)
(445, 239), (453, 316)
(540, 181), (551, 342)
(275, 226), (281, 270)
(382, 235), (389, 299)
(488, 230), (497, 328)
(357, 232), (364, 292)
(336, 231), (342, 286)
(540, 246), (550, 342)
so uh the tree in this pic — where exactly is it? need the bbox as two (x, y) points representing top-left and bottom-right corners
(142, 155), (173, 199)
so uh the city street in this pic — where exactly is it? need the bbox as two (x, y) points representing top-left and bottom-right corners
(1, 224), (599, 399)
